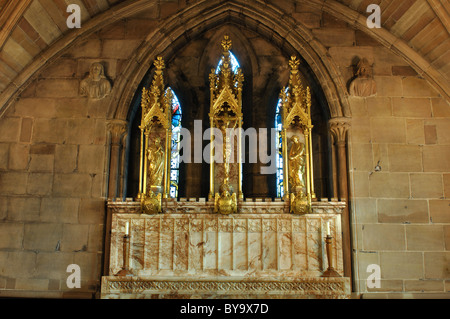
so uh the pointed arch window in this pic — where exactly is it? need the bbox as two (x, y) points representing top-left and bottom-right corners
(275, 97), (284, 198)
(167, 87), (182, 198)
(275, 88), (287, 198)
(215, 51), (240, 74)
(214, 50), (243, 189)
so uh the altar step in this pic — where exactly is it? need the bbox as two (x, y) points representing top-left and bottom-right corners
(101, 276), (351, 299)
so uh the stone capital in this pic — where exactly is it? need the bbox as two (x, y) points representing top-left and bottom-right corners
(107, 119), (128, 144)
(329, 117), (351, 144)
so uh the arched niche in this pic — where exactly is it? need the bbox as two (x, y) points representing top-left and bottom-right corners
(123, 24), (332, 200)
(124, 75), (186, 199)
(110, 1), (352, 123)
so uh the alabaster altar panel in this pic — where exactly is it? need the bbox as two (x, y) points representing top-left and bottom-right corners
(101, 199), (349, 299)
(109, 207), (344, 277)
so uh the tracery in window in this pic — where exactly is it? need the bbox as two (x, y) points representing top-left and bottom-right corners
(214, 50), (243, 192)
(167, 87), (182, 198)
(215, 51), (240, 74)
(275, 90), (285, 198)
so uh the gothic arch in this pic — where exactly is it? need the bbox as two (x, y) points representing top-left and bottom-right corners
(109, 0), (352, 121)
(111, 1), (349, 202)
(1, 0), (449, 119)
(197, 25), (260, 79)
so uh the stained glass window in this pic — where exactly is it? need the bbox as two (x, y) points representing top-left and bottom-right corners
(215, 51), (240, 74)
(275, 89), (287, 198)
(167, 87), (182, 198)
(215, 51), (242, 186)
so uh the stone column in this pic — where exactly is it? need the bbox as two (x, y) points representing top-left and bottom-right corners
(106, 119), (128, 199)
(118, 129), (129, 198)
(329, 117), (352, 281)
(329, 118), (350, 200)
(103, 119), (127, 276)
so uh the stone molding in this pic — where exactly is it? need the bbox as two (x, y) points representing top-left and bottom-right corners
(107, 199), (346, 215)
(101, 276), (351, 298)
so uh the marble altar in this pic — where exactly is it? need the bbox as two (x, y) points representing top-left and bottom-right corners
(101, 198), (351, 299)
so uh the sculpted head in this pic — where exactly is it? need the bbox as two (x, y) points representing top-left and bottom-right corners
(90, 62), (105, 78)
(356, 58), (371, 77)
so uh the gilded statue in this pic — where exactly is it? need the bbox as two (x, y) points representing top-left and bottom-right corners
(349, 58), (377, 97)
(288, 135), (306, 191)
(214, 177), (237, 215)
(219, 176), (234, 195)
(80, 62), (112, 99)
(209, 35), (244, 201)
(147, 137), (164, 188)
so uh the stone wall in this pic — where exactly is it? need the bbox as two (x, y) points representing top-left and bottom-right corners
(348, 70), (450, 295)
(0, 38), (111, 297)
(0, 0), (448, 298)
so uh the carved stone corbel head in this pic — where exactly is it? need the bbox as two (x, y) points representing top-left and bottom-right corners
(80, 62), (112, 99)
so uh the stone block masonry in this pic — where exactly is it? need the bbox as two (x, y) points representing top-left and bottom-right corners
(0, 0), (448, 299)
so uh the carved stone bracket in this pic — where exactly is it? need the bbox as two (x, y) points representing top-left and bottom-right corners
(80, 62), (112, 99)
(107, 198), (346, 215)
(348, 57), (376, 97)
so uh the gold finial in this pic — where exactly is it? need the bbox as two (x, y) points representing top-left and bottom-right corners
(154, 56), (165, 70)
(306, 86), (311, 108)
(221, 35), (232, 52)
(289, 56), (300, 71)
(235, 68), (244, 89)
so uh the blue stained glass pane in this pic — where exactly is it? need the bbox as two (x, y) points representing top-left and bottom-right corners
(275, 92), (285, 198)
(166, 87), (182, 198)
(170, 187), (176, 198)
(170, 158), (177, 169)
(215, 51), (240, 74)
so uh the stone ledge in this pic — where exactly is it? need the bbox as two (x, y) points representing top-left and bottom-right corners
(101, 276), (351, 299)
(107, 199), (346, 215)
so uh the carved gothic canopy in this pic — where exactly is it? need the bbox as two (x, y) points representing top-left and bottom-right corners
(135, 38), (316, 216)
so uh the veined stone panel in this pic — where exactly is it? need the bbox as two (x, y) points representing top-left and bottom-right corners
(107, 200), (345, 278)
